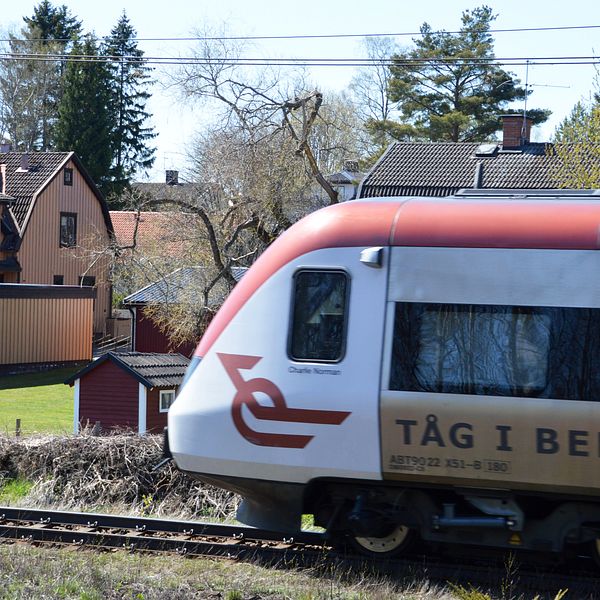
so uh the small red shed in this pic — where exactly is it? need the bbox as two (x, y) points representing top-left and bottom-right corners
(65, 352), (189, 435)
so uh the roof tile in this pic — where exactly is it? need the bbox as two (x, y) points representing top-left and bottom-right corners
(124, 266), (247, 305)
(65, 351), (190, 388)
(359, 142), (558, 198)
(0, 152), (71, 227)
(109, 210), (199, 257)
(114, 352), (190, 387)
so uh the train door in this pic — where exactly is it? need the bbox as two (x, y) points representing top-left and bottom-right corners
(170, 245), (390, 486)
(278, 245), (390, 482)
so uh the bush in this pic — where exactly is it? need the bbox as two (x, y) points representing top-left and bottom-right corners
(0, 429), (238, 520)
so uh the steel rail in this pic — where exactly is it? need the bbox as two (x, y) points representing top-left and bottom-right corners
(0, 524), (326, 564)
(0, 505), (330, 571)
(0, 506), (324, 545)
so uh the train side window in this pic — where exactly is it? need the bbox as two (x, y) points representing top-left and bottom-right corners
(289, 270), (349, 362)
(390, 302), (600, 401)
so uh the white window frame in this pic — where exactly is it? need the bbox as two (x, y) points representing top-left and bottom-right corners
(159, 389), (176, 413)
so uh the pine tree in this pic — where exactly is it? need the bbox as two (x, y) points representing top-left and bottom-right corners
(102, 12), (156, 199)
(385, 6), (550, 142)
(0, 1), (82, 150)
(54, 35), (112, 190)
(23, 0), (81, 43)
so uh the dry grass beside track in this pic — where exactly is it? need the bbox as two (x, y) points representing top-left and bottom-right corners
(0, 429), (237, 520)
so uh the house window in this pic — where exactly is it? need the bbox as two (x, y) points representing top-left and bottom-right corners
(289, 270), (349, 362)
(159, 390), (176, 412)
(63, 168), (73, 186)
(53, 275), (64, 285)
(78, 275), (96, 287)
(59, 212), (77, 247)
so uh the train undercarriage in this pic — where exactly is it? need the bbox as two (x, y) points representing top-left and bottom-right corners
(309, 482), (600, 561)
(193, 470), (600, 564)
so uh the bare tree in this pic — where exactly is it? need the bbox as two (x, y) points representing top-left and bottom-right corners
(109, 31), (367, 347)
(349, 36), (401, 155)
(168, 30), (347, 204)
(308, 91), (370, 177)
(108, 182), (264, 347)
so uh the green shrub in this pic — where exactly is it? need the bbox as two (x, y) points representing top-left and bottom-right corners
(0, 477), (33, 504)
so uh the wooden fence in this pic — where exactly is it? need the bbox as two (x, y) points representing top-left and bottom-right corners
(0, 284), (95, 367)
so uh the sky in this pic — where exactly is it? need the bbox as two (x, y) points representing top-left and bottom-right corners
(2, 0), (600, 181)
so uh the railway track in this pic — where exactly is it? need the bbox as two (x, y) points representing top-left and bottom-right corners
(0, 506), (326, 563)
(1, 506), (599, 597)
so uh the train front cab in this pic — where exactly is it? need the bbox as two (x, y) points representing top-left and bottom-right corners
(168, 241), (390, 531)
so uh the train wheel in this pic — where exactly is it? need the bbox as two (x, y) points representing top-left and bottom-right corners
(350, 525), (414, 558)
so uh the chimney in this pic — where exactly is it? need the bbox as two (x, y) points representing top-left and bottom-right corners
(343, 160), (359, 173)
(1, 164), (5, 194)
(166, 169), (179, 185)
(501, 114), (532, 149)
(19, 153), (29, 172)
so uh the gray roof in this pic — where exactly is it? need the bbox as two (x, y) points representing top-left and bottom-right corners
(0, 256), (20, 272)
(124, 266), (201, 305)
(1, 152), (72, 227)
(327, 168), (365, 185)
(114, 352), (190, 387)
(358, 142), (559, 198)
(65, 351), (190, 388)
(124, 266), (247, 305)
(0, 201), (19, 252)
(131, 181), (208, 204)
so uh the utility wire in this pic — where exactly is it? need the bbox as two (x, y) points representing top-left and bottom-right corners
(1, 23), (600, 43)
(0, 53), (598, 68)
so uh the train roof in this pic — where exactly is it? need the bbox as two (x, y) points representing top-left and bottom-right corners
(196, 191), (600, 356)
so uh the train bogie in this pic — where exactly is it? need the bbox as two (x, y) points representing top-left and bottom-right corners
(168, 190), (600, 560)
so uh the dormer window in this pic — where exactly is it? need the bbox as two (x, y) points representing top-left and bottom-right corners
(64, 168), (73, 186)
(78, 275), (95, 287)
(60, 212), (77, 247)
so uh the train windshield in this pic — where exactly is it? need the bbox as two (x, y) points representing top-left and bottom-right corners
(289, 270), (349, 362)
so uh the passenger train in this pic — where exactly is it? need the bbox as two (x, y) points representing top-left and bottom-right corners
(167, 189), (600, 560)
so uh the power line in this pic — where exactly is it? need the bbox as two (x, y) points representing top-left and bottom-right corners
(141, 23), (600, 41)
(1, 23), (600, 44)
(0, 52), (598, 68)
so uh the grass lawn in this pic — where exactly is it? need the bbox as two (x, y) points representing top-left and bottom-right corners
(0, 367), (79, 435)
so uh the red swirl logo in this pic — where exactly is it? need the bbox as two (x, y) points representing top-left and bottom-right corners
(217, 353), (351, 448)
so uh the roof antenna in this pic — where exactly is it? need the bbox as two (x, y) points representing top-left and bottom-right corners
(521, 60), (530, 144)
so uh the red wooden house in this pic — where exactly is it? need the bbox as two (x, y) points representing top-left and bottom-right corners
(123, 267), (201, 357)
(66, 352), (189, 435)
(123, 266), (246, 357)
